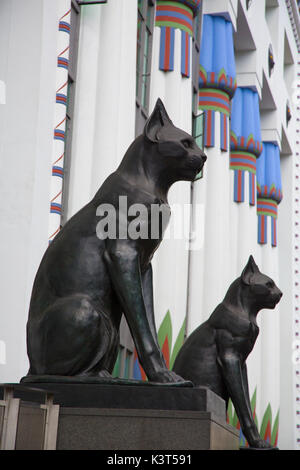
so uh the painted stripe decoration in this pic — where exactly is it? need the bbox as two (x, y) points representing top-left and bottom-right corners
(59, 20), (71, 34)
(199, 88), (230, 115)
(230, 152), (257, 205)
(257, 198), (278, 246)
(159, 26), (175, 71)
(199, 88), (230, 151)
(52, 166), (64, 178)
(230, 130), (263, 158)
(50, 202), (62, 215)
(199, 66), (237, 99)
(156, 1), (193, 77)
(156, 1), (193, 35)
(49, 2), (71, 244)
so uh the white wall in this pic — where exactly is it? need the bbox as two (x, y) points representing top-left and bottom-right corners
(0, 0), (59, 382)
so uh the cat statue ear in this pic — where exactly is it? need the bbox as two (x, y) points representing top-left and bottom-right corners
(144, 98), (173, 143)
(241, 255), (260, 286)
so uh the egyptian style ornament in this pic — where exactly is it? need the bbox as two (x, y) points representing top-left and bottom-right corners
(22, 99), (206, 385)
(256, 143), (282, 246)
(155, 0), (201, 77)
(173, 256), (282, 449)
(198, 15), (237, 151)
(230, 87), (263, 205)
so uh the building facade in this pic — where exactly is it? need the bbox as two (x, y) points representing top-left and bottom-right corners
(0, 0), (300, 449)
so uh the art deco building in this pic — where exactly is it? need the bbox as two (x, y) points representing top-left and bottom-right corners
(0, 0), (299, 449)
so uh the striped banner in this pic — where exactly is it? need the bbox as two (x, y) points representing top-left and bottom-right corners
(199, 88), (230, 151)
(48, 2), (71, 244)
(156, 0), (194, 77)
(257, 198), (278, 246)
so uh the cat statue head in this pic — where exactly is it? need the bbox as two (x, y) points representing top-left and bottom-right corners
(143, 98), (207, 183)
(240, 255), (283, 310)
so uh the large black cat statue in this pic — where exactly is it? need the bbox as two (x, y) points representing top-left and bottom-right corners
(22, 99), (206, 385)
(173, 255), (282, 448)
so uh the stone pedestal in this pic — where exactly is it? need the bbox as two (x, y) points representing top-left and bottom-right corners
(15, 382), (239, 450)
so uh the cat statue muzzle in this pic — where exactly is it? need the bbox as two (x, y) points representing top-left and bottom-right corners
(22, 98), (206, 386)
(173, 255), (282, 449)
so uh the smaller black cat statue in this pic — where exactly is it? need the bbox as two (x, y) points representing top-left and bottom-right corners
(173, 255), (282, 449)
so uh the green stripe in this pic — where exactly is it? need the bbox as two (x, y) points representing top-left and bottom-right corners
(200, 88), (229, 100)
(257, 210), (277, 218)
(257, 198), (278, 206)
(157, 0), (193, 14)
(198, 103), (230, 116)
(231, 150), (257, 160)
(230, 164), (256, 174)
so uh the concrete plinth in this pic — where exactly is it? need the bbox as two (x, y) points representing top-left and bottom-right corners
(15, 381), (239, 450)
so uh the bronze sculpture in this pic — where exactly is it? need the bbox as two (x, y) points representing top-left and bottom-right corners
(24, 99), (206, 384)
(173, 256), (282, 449)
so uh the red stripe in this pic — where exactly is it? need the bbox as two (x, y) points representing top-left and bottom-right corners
(241, 136), (245, 147)
(231, 162), (256, 171)
(156, 4), (193, 20)
(206, 111), (212, 146)
(199, 70), (206, 82)
(258, 200), (277, 208)
(237, 170), (242, 201)
(261, 216), (265, 243)
(199, 100), (230, 113)
(156, 15), (193, 33)
(200, 90), (229, 101)
(164, 27), (170, 70)
(224, 116), (227, 149)
(60, 8), (71, 21)
(258, 208), (277, 216)
(58, 45), (69, 57)
(156, 4), (193, 16)
(251, 174), (255, 204)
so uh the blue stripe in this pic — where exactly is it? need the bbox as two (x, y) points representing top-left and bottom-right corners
(230, 157), (256, 167)
(156, 11), (193, 27)
(159, 27), (166, 70)
(199, 95), (229, 106)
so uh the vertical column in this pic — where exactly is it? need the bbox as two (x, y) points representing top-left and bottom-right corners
(256, 142), (282, 446)
(188, 14), (237, 334)
(48, 1), (71, 243)
(229, 87), (263, 429)
(150, 0), (201, 368)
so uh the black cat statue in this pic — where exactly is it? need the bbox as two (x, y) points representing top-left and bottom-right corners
(173, 256), (282, 449)
(22, 98), (206, 385)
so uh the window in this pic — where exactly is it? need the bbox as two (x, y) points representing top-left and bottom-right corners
(135, 0), (155, 136)
(61, 0), (80, 225)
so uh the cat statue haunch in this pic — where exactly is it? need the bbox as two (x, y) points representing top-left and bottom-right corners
(23, 98), (206, 385)
(173, 256), (282, 449)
